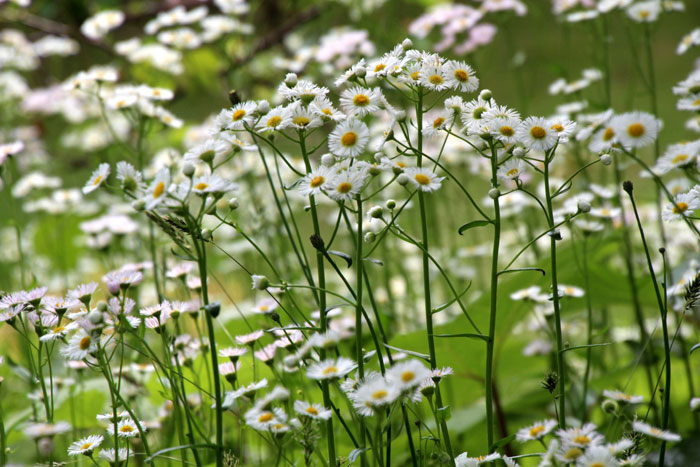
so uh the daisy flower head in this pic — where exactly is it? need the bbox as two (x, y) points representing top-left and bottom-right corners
(516, 419), (557, 442)
(326, 166), (369, 202)
(488, 116), (522, 144)
(245, 407), (287, 431)
(61, 328), (98, 360)
(99, 448), (131, 463)
(610, 111), (660, 149)
(454, 452), (501, 467)
(549, 118), (577, 141)
(677, 95), (700, 112)
(461, 98), (492, 133)
(518, 116), (558, 152)
(289, 102), (323, 130)
(422, 111), (451, 137)
(235, 329), (264, 346)
(589, 124), (617, 153)
(677, 28), (700, 55)
(67, 434), (103, 456)
(281, 79), (329, 104)
(0, 140), (24, 166)
(340, 86), (382, 117)
(444, 60), (479, 93)
(82, 163), (110, 195)
(190, 174), (238, 196)
(107, 418), (145, 438)
(293, 400), (332, 420)
(183, 139), (230, 165)
(386, 359), (431, 391)
(256, 105), (292, 132)
(497, 158), (526, 181)
(328, 118), (370, 158)
(306, 357), (357, 380)
(626, 0), (661, 22)
(367, 54), (400, 79)
(143, 168), (170, 210)
(403, 167), (444, 192)
(632, 420), (681, 442)
(662, 192), (700, 221)
(299, 165), (333, 197)
(602, 389), (644, 404)
(309, 95), (345, 122)
(222, 101), (257, 130)
(575, 445), (618, 467)
(116, 161), (143, 191)
(557, 423), (604, 448)
(350, 375), (400, 416)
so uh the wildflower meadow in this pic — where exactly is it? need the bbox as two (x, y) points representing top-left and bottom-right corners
(2, 0), (700, 466)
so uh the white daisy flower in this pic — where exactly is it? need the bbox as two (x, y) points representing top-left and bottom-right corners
(489, 116), (522, 144)
(444, 60), (479, 93)
(588, 125), (617, 153)
(367, 54), (400, 79)
(575, 445), (618, 467)
(191, 175), (238, 195)
(610, 111), (660, 149)
(256, 106), (292, 132)
(293, 400), (332, 420)
(309, 96), (345, 122)
(116, 161), (143, 191)
(306, 357), (357, 380)
(289, 102), (323, 130)
(235, 330), (265, 346)
(99, 448), (131, 463)
(626, 0), (661, 22)
(61, 329), (97, 360)
(420, 63), (449, 91)
(422, 111), (450, 137)
(326, 167), (369, 202)
(549, 118), (577, 141)
(143, 168), (170, 210)
(106, 419), (145, 438)
(67, 434), (103, 456)
(0, 140), (23, 166)
(386, 359), (431, 391)
(518, 117), (558, 151)
(299, 165), (333, 197)
(183, 139), (231, 165)
(454, 452), (501, 467)
(82, 163), (110, 195)
(350, 375), (400, 416)
(244, 407), (287, 431)
(328, 118), (370, 158)
(632, 421), (681, 442)
(556, 423), (604, 448)
(403, 167), (444, 192)
(497, 158), (526, 181)
(662, 192), (700, 221)
(221, 101), (257, 130)
(339, 86), (383, 117)
(602, 389), (644, 404)
(678, 95), (700, 111)
(461, 98), (492, 133)
(516, 419), (557, 442)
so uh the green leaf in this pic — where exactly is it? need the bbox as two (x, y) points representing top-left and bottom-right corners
(690, 343), (700, 355)
(458, 219), (492, 235)
(327, 250), (352, 268)
(384, 344), (431, 362)
(498, 267), (545, 276)
(348, 448), (369, 463)
(432, 282), (472, 314)
(363, 257), (383, 266)
(434, 333), (489, 342)
(437, 405), (452, 423)
(490, 433), (516, 452)
(561, 343), (612, 354)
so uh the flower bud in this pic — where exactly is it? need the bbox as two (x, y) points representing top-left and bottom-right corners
(321, 153), (335, 167)
(205, 302), (221, 318)
(354, 66), (366, 78)
(386, 199), (396, 210)
(257, 100), (270, 114)
(488, 188), (500, 199)
(132, 199), (146, 211)
(397, 174), (409, 185)
(577, 200), (591, 213)
(602, 399), (619, 414)
(284, 73), (298, 87)
(369, 206), (383, 219)
(479, 89), (493, 101)
(374, 152), (384, 162)
(97, 301), (108, 312)
(228, 197), (239, 210)
(513, 147), (525, 158)
(182, 163), (196, 178)
(364, 232), (376, 243)
(88, 309), (103, 325)
(201, 228), (212, 241)
(691, 397), (700, 412)
(401, 38), (413, 50)
(600, 153), (612, 165)
(252, 274), (269, 291)
(394, 110), (407, 122)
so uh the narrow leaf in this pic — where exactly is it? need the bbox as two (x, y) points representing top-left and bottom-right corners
(458, 219), (491, 235)
(327, 250), (353, 268)
(498, 267), (545, 276)
(561, 342), (612, 354)
(434, 333), (489, 342)
(690, 343), (700, 355)
(490, 433), (516, 451)
(384, 343), (431, 362)
(432, 282), (472, 314)
(363, 257), (384, 266)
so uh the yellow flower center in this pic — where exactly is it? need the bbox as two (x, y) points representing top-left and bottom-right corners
(401, 371), (415, 382)
(153, 181), (165, 198)
(322, 366), (338, 375)
(454, 69), (469, 82)
(93, 175), (103, 185)
(372, 390), (388, 399)
(414, 174), (431, 185)
(232, 109), (246, 121)
(310, 176), (325, 188)
(530, 126), (546, 139)
(410, 71), (420, 81)
(119, 425), (134, 433)
(673, 202), (689, 214)
(266, 116), (282, 127)
(592, 463), (604, 467)
(574, 435), (591, 445)
(603, 127), (615, 141)
(79, 336), (91, 350)
(374, 64), (386, 72)
(565, 448), (583, 460)
(80, 442), (93, 450)
(306, 407), (319, 415)
(529, 425), (545, 437)
(551, 123), (564, 132)
(506, 168), (519, 177)
(429, 74), (444, 85)
(500, 126), (514, 137)
(337, 182), (353, 194)
(672, 154), (689, 165)
(627, 123), (645, 137)
(194, 182), (208, 190)
(353, 94), (370, 106)
(322, 108), (333, 116)
(258, 412), (273, 422)
(433, 117), (445, 129)
(52, 325), (65, 334)
(293, 116), (310, 127)
(341, 132), (358, 146)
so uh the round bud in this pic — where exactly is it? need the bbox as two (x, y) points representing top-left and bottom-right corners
(401, 38), (413, 50)
(600, 153), (612, 166)
(182, 163), (196, 178)
(201, 228), (212, 241)
(369, 165), (381, 176)
(488, 188), (500, 199)
(386, 199), (396, 210)
(38, 437), (54, 457)
(228, 198), (239, 210)
(513, 147), (525, 158)
(97, 301), (108, 312)
(369, 206), (384, 219)
(479, 89), (493, 101)
(397, 173), (409, 186)
(205, 302), (221, 318)
(321, 153), (335, 167)
(257, 100), (270, 114)
(88, 310), (103, 325)
(364, 232), (376, 243)
(284, 73), (297, 87)
(602, 399), (619, 414)
(394, 110), (407, 122)
(577, 200), (591, 213)
(132, 199), (146, 212)
(252, 274), (269, 291)
(270, 311), (281, 323)
(354, 66), (366, 78)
